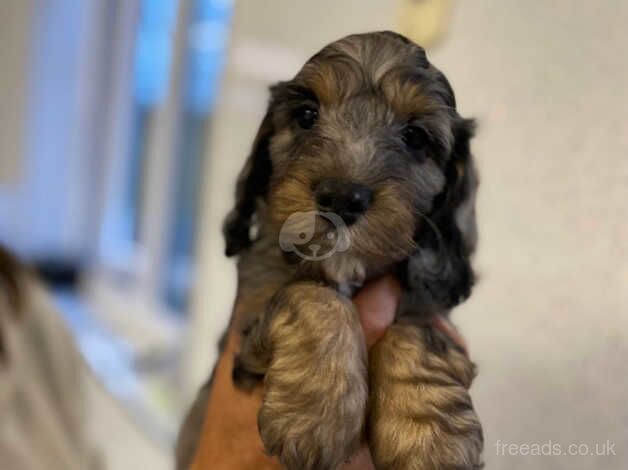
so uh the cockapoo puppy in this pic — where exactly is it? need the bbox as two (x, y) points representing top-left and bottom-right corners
(179, 31), (482, 470)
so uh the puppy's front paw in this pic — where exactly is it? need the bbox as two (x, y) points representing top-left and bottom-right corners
(369, 324), (483, 470)
(259, 390), (364, 470)
(258, 282), (368, 470)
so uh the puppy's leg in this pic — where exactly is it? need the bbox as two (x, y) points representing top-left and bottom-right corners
(369, 324), (483, 470)
(234, 281), (368, 470)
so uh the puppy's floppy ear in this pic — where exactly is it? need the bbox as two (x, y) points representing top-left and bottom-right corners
(223, 108), (275, 256)
(405, 117), (478, 311)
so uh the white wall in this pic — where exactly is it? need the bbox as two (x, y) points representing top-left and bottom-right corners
(431, 3), (628, 469)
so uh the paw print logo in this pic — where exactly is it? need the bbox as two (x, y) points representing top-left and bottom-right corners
(279, 211), (351, 260)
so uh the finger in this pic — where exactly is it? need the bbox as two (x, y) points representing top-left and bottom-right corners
(430, 314), (469, 355)
(353, 275), (400, 348)
(190, 330), (280, 469)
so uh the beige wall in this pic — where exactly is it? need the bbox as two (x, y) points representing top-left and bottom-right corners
(430, 2), (627, 469)
(0, 0), (32, 183)
(188, 1), (628, 468)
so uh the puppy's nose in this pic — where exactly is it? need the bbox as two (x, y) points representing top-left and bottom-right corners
(315, 178), (373, 225)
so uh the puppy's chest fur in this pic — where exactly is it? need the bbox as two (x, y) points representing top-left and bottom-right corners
(234, 232), (423, 333)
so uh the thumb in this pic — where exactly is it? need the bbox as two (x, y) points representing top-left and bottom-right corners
(353, 275), (400, 349)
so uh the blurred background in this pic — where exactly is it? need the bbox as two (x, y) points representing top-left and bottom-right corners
(0, 0), (626, 469)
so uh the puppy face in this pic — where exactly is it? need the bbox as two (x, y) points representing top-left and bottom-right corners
(226, 32), (477, 308)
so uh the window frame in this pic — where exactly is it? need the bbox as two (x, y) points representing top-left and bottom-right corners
(82, 0), (189, 376)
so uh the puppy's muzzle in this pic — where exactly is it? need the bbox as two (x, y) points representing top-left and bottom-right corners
(315, 178), (373, 226)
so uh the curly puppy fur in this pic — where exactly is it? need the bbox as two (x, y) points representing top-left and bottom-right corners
(177, 31), (482, 470)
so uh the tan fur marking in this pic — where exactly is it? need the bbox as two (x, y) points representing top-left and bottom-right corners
(369, 325), (483, 469)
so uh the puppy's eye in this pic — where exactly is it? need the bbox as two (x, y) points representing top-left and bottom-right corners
(293, 106), (318, 129)
(402, 125), (428, 151)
